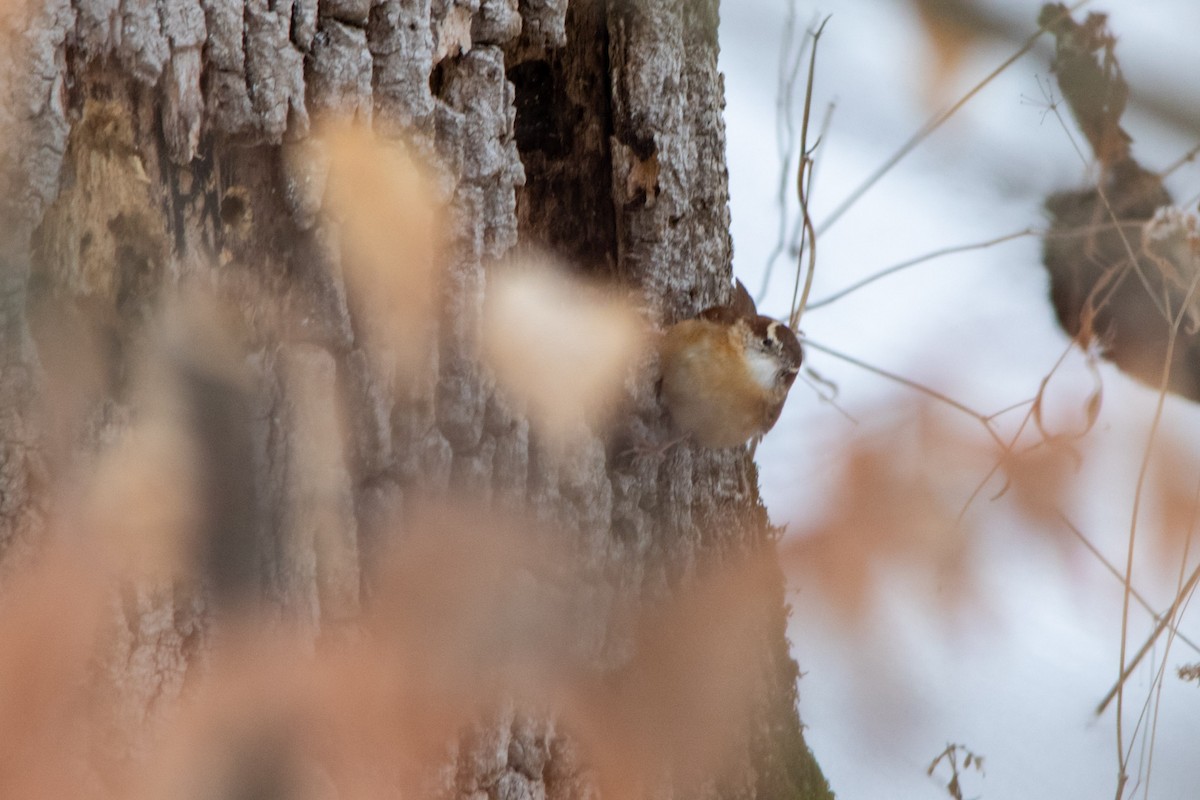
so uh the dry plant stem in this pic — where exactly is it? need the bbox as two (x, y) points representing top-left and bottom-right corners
(984, 398), (1041, 422)
(780, 104), (835, 294)
(1030, 349), (1103, 443)
(1112, 266), (1200, 799)
(1100, 560), (1200, 717)
(806, 228), (1040, 311)
(797, 372), (859, 425)
(804, 102), (835, 222)
(1141, 479), (1200, 798)
(790, 157), (818, 330)
(1158, 140), (1200, 180)
(815, 0), (1093, 237)
(759, 0), (814, 302)
(806, 218), (1157, 313)
(1091, 180), (1172, 325)
(788, 15), (828, 330)
(801, 334), (1099, 547)
(800, 337), (1008, 451)
(984, 397), (1036, 422)
(954, 342), (1075, 528)
(1039, 31), (1200, 766)
(1043, 98), (1173, 326)
(1057, 513), (1200, 657)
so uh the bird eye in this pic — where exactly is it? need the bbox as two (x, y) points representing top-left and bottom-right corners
(761, 337), (773, 348)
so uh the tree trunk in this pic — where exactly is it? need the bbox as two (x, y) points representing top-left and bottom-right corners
(0, 0), (831, 798)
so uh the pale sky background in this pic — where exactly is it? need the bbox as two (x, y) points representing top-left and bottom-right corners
(720, 1), (1200, 798)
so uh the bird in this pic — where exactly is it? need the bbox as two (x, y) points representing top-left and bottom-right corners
(659, 280), (803, 449)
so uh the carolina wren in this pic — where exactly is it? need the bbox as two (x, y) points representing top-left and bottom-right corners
(660, 280), (803, 448)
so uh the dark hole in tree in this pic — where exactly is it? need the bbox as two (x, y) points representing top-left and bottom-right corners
(220, 192), (248, 226)
(508, 59), (571, 158)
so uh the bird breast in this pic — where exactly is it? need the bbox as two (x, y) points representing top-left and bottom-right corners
(660, 319), (775, 448)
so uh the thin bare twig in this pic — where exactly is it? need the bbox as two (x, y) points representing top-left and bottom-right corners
(1112, 259), (1200, 794)
(789, 15), (830, 330)
(815, 0), (1093, 237)
(1039, 79), (1172, 326)
(1099, 561), (1200, 716)
(759, 0), (814, 303)
(952, 342), (1077, 528)
(1158, 140), (1200, 180)
(804, 216), (1160, 314)
(805, 229), (1040, 311)
(800, 336), (1008, 451)
(1141, 476), (1200, 798)
(983, 397), (1036, 422)
(1056, 512), (1200, 657)
(797, 371), (859, 424)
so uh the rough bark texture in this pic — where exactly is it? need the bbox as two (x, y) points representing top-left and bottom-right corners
(0, 0), (830, 798)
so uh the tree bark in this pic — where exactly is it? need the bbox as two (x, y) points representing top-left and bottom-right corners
(0, 0), (831, 798)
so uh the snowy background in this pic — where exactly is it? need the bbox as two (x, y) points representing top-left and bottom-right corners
(719, 1), (1200, 797)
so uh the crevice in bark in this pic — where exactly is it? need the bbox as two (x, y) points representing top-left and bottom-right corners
(505, 1), (618, 278)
